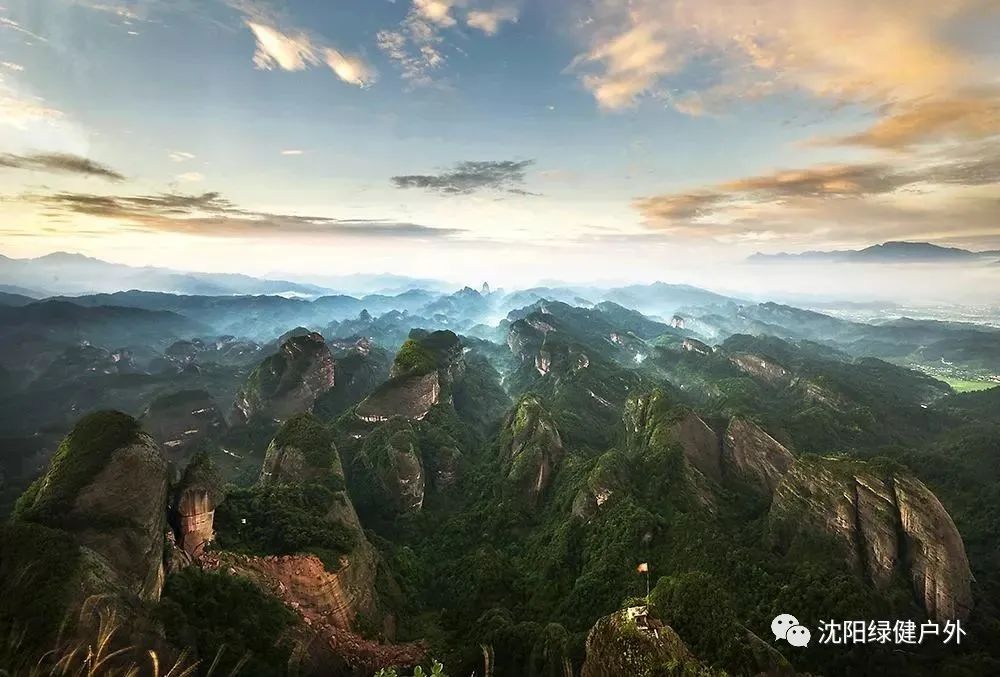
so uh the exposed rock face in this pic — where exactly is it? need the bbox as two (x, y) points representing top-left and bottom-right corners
(15, 411), (169, 601)
(730, 352), (793, 386)
(580, 606), (700, 677)
(771, 457), (973, 621)
(140, 389), (226, 461)
(234, 332), (336, 423)
(681, 337), (711, 355)
(174, 452), (225, 559)
(357, 419), (425, 515)
(356, 371), (441, 422)
(674, 411), (722, 482)
(499, 396), (564, 506)
(722, 417), (795, 494)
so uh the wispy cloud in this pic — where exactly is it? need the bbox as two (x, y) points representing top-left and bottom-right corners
(392, 159), (536, 195)
(174, 171), (204, 183)
(819, 93), (1000, 150)
(229, 1), (376, 87)
(280, 149), (304, 156)
(378, 1), (520, 85)
(17, 188), (461, 239)
(0, 152), (124, 181)
(634, 147), (1000, 245)
(570, 0), (992, 114)
(168, 151), (196, 162)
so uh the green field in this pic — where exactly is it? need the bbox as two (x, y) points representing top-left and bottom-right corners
(941, 377), (1000, 393)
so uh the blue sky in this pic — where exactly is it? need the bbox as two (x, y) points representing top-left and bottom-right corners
(0, 0), (998, 286)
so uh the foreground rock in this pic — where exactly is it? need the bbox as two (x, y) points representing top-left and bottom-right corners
(580, 606), (702, 677)
(2, 411), (171, 665)
(770, 456), (973, 621)
(14, 410), (169, 600)
(233, 332), (336, 423)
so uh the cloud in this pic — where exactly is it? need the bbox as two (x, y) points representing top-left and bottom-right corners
(378, 1), (520, 85)
(392, 159), (536, 195)
(280, 149), (304, 156)
(168, 151), (196, 162)
(634, 148), (1000, 244)
(823, 93), (1000, 150)
(570, 0), (991, 113)
(0, 152), (125, 181)
(228, 2), (375, 87)
(19, 188), (460, 239)
(247, 21), (316, 71)
(466, 6), (519, 35)
(1, 62), (24, 72)
(174, 172), (204, 183)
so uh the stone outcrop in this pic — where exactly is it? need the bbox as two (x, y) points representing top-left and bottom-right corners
(770, 456), (973, 621)
(722, 417), (795, 494)
(730, 352), (793, 387)
(174, 452), (225, 559)
(499, 396), (564, 506)
(356, 371), (441, 422)
(580, 606), (701, 677)
(140, 389), (226, 462)
(233, 332), (336, 423)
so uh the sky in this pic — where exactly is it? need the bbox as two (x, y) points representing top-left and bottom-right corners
(0, 0), (998, 289)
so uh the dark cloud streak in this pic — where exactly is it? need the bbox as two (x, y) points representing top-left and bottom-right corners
(392, 159), (536, 195)
(0, 152), (125, 181)
(18, 189), (460, 239)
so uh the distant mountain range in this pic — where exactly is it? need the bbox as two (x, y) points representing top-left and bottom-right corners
(0, 252), (346, 298)
(748, 241), (1000, 264)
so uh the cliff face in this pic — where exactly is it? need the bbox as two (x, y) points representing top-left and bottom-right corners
(722, 417), (795, 494)
(234, 332), (336, 423)
(770, 457), (973, 621)
(140, 389), (226, 462)
(499, 396), (564, 507)
(580, 606), (700, 677)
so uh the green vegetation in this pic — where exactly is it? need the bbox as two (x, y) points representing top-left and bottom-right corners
(14, 410), (141, 526)
(273, 412), (338, 469)
(0, 521), (82, 667)
(940, 377), (999, 393)
(157, 567), (296, 676)
(214, 483), (357, 570)
(393, 338), (439, 377)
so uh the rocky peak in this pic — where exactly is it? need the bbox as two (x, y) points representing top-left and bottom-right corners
(499, 396), (564, 507)
(355, 330), (463, 422)
(233, 332), (336, 424)
(771, 456), (973, 621)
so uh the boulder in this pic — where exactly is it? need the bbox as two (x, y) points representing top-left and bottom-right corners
(174, 452), (225, 559)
